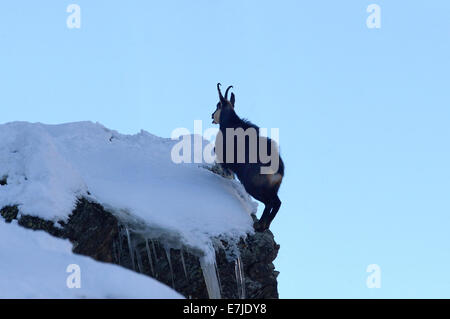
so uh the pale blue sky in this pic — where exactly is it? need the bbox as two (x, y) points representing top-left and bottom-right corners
(1, 1), (449, 298)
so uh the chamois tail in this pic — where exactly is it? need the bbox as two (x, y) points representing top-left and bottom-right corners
(268, 173), (283, 186)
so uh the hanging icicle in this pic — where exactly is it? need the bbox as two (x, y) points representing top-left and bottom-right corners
(235, 256), (246, 299)
(117, 225), (123, 265)
(145, 239), (155, 276)
(165, 246), (175, 288)
(151, 239), (158, 260)
(180, 248), (188, 280)
(214, 261), (223, 296)
(125, 226), (136, 271)
(135, 246), (144, 273)
(200, 256), (221, 299)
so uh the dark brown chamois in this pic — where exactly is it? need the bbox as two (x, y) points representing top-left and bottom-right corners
(211, 83), (284, 232)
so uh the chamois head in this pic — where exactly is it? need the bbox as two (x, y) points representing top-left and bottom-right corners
(211, 83), (235, 124)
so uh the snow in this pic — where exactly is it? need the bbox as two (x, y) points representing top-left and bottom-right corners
(0, 121), (256, 264)
(0, 219), (183, 298)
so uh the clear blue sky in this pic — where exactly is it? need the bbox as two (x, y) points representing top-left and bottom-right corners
(1, 1), (450, 298)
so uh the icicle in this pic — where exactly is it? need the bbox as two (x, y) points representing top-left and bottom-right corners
(112, 240), (119, 264)
(151, 239), (158, 260)
(234, 260), (240, 296)
(125, 226), (135, 271)
(135, 246), (144, 273)
(165, 247), (175, 288)
(235, 256), (246, 299)
(180, 248), (188, 279)
(200, 256), (222, 299)
(117, 225), (123, 265)
(145, 239), (155, 276)
(214, 261), (223, 296)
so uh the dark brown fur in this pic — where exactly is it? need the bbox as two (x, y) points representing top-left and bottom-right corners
(212, 83), (284, 232)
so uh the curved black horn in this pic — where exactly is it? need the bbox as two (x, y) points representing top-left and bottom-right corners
(224, 85), (233, 100)
(217, 83), (224, 101)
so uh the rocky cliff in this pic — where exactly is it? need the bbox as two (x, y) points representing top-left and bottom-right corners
(0, 122), (280, 298)
(1, 198), (279, 299)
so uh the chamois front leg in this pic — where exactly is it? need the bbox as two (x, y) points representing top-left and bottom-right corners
(254, 204), (272, 232)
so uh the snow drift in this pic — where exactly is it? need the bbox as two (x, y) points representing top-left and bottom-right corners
(0, 218), (183, 298)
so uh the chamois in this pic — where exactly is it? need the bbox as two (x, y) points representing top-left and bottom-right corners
(211, 83), (284, 232)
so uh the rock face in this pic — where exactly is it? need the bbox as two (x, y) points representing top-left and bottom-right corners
(0, 198), (280, 299)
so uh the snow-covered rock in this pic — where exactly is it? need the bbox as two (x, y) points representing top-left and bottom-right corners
(0, 121), (279, 299)
(0, 121), (256, 260)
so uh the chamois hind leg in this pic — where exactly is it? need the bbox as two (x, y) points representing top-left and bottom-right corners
(264, 196), (281, 231)
(254, 203), (272, 232)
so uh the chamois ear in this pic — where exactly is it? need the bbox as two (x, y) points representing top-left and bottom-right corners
(230, 92), (235, 107)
